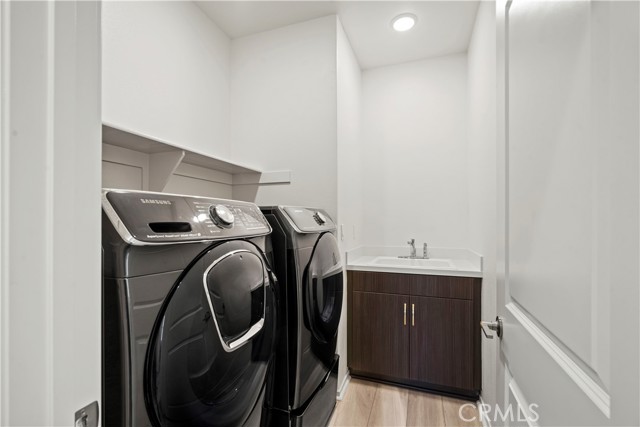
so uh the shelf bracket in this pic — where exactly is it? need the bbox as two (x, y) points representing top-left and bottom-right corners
(148, 149), (185, 192)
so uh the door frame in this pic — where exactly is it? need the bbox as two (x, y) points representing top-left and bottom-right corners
(0, 0), (7, 423)
(0, 2), (102, 425)
(495, 0), (509, 419)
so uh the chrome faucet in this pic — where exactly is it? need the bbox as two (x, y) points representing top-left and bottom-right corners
(423, 242), (428, 259)
(407, 239), (416, 258)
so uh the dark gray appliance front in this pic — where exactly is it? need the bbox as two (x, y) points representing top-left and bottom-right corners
(260, 206), (343, 427)
(102, 190), (276, 427)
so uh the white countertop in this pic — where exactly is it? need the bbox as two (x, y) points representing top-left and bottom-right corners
(346, 246), (483, 278)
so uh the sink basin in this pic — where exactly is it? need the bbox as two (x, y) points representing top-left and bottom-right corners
(372, 256), (455, 269)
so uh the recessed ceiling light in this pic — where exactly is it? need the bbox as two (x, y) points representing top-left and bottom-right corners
(392, 13), (417, 32)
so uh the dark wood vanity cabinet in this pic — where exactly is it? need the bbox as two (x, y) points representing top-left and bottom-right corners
(350, 292), (410, 380)
(347, 270), (481, 399)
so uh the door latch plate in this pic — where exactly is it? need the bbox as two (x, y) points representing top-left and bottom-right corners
(74, 401), (99, 427)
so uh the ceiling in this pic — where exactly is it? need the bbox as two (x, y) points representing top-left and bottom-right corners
(195, 1), (480, 69)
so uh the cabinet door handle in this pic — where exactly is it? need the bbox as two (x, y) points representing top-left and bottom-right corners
(403, 303), (407, 326)
(412, 303), (415, 326)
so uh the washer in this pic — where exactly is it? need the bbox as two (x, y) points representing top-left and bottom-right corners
(102, 189), (277, 427)
(260, 206), (343, 427)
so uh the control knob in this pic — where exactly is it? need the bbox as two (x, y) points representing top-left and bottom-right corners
(209, 204), (235, 229)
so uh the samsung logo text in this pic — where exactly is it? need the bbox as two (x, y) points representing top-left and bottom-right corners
(140, 199), (172, 205)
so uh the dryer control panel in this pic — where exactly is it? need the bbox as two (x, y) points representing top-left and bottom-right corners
(279, 206), (336, 234)
(103, 190), (271, 245)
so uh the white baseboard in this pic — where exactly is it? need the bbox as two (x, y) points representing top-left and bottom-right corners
(336, 372), (351, 401)
(478, 395), (492, 427)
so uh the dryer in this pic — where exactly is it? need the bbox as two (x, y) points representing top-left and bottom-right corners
(102, 189), (277, 427)
(260, 206), (343, 427)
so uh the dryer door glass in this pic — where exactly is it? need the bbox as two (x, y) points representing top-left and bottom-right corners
(144, 241), (275, 427)
(303, 232), (344, 344)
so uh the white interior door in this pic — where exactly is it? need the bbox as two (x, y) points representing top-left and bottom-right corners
(496, 1), (639, 425)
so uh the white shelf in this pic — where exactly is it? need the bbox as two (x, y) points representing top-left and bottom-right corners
(102, 123), (262, 175)
(102, 123), (292, 193)
(102, 123), (291, 192)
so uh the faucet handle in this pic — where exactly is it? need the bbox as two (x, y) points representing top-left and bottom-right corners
(408, 238), (415, 245)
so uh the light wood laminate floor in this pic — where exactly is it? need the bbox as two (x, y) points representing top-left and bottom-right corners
(328, 379), (481, 427)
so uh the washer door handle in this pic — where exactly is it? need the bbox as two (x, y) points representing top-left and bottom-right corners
(225, 319), (265, 350)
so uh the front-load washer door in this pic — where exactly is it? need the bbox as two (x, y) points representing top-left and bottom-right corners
(304, 233), (343, 345)
(297, 232), (343, 406)
(144, 240), (276, 427)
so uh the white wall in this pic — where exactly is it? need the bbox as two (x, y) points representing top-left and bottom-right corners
(1, 2), (102, 425)
(361, 54), (469, 249)
(102, 1), (231, 159)
(336, 17), (363, 390)
(467, 1), (497, 410)
(230, 16), (338, 218)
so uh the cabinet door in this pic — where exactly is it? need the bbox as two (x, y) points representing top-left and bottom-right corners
(410, 296), (474, 390)
(350, 291), (410, 380)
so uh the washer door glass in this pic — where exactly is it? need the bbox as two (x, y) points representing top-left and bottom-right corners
(145, 240), (275, 427)
(303, 232), (344, 344)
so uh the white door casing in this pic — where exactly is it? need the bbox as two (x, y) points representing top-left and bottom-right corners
(0, 1), (6, 423)
(0, 1), (101, 426)
(496, 1), (639, 426)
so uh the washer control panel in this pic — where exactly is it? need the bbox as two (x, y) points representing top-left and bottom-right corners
(188, 199), (268, 236)
(104, 190), (271, 244)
